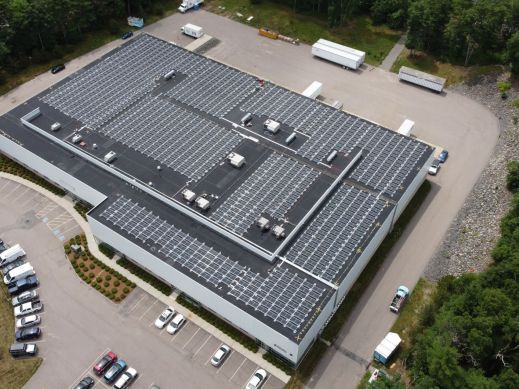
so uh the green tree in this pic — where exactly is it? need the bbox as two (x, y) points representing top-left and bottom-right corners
(507, 161), (519, 193)
(406, 0), (452, 53)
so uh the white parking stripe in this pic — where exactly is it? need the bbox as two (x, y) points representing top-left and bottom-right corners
(128, 294), (146, 313)
(230, 357), (247, 381)
(138, 299), (157, 320)
(68, 347), (110, 389)
(182, 327), (200, 349)
(193, 334), (211, 357)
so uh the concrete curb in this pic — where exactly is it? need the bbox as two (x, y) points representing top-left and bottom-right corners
(0, 172), (291, 383)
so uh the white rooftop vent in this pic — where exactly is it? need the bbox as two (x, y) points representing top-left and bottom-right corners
(103, 151), (117, 163)
(264, 119), (281, 134)
(227, 152), (246, 168)
(164, 70), (176, 80)
(51, 122), (61, 132)
(240, 112), (252, 125)
(272, 225), (286, 240)
(182, 189), (196, 203)
(157, 165), (162, 171)
(71, 134), (83, 144)
(256, 217), (271, 231)
(195, 196), (210, 211)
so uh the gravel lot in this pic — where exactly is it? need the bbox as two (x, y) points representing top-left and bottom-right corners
(426, 75), (519, 280)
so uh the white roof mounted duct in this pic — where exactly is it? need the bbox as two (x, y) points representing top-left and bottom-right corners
(104, 151), (117, 163)
(51, 122), (61, 132)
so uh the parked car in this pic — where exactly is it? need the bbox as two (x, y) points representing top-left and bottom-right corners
(0, 239), (8, 253)
(368, 368), (386, 383)
(74, 376), (94, 389)
(166, 313), (185, 334)
(154, 307), (175, 329)
(9, 343), (37, 357)
(2, 259), (25, 276)
(14, 301), (43, 317)
(12, 289), (38, 306)
(50, 64), (65, 74)
(211, 344), (231, 367)
(428, 159), (441, 175)
(121, 31), (134, 40)
(8, 275), (39, 296)
(246, 369), (267, 389)
(114, 367), (138, 389)
(93, 351), (117, 375)
(15, 326), (41, 341)
(438, 149), (449, 163)
(104, 359), (127, 383)
(16, 314), (41, 329)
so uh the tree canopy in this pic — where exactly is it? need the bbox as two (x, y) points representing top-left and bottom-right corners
(406, 161), (519, 387)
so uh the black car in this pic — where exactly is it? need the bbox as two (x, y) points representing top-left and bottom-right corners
(2, 259), (25, 275)
(50, 64), (65, 74)
(74, 376), (95, 389)
(15, 326), (41, 341)
(121, 31), (134, 40)
(0, 239), (7, 253)
(8, 275), (39, 296)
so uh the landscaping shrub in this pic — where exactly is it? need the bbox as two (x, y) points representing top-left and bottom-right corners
(111, 288), (117, 295)
(123, 287), (130, 294)
(89, 272), (95, 279)
(263, 351), (294, 375)
(105, 274), (112, 281)
(96, 276), (102, 283)
(98, 243), (115, 259)
(114, 280), (120, 287)
(103, 281), (109, 288)
(89, 263), (95, 270)
(117, 257), (172, 295)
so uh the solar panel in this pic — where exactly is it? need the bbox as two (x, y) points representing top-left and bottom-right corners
(211, 153), (320, 234)
(285, 184), (387, 283)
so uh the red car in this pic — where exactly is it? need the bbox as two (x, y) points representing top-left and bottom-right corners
(93, 351), (117, 375)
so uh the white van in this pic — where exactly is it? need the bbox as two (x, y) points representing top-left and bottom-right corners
(4, 263), (34, 285)
(0, 244), (26, 267)
(181, 24), (204, 39)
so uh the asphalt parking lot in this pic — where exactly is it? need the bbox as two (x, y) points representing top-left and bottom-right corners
(0, 177), (282, 389)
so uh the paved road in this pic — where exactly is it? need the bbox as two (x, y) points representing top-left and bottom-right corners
(0, 10), (500, 388)
(380, 34), (406, 71)
(0, 178), (283, 389)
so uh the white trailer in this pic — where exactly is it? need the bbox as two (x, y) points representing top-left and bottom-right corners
(398, 66), (446, 93)
(397, 119), (415, 137)
(178, 0), (204, 13)
(181, 24), (204, 39)
(312, 39), (365, 70)
(302, 81), (322, 99)
(374, 332), (401, 365)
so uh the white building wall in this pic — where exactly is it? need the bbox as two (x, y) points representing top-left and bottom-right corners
(87, 215), (302, 364)
(0, 134), (106, 205)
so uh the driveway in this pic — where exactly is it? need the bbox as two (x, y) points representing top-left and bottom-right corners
(0, 177), (283, 389)
(0, 9), (500, 388)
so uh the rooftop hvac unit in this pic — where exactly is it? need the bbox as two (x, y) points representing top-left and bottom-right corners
(104, 151), (117, 163)
(164, 70), (176, 80)
(51, 122), (61, 132)
(195, 196), (210, 211)
(264, 119), (281, 134)
(256, 217), (271, 231)
(272, 225), (286, 240)
(227, 152), (246, 168)
(240, 112), (252, 125)
(182, 189), (196, 202)
(71, 134), (83, 144)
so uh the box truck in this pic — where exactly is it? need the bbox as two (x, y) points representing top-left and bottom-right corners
(181, 24), (204, 39)
(0, 244), (26, 267)
(4, 263), (35, 285)
(374, 332), (401, 365)
(178, 0), (203, 13)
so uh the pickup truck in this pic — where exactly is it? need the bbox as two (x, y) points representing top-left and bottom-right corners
(14, 301), (43, 317)
(389, 285), (409, 313)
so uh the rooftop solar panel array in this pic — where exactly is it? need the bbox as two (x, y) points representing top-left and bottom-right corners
(228, 265), (325, 334)
(99, 195), (324, 335)
(238, 84), (430, 197)
(285, 184), (387, 283)
(211, 153), (320, 234)
(165, 61), (257, 117)
(41, 35), (184, 129)
(100, 95), (242, 181)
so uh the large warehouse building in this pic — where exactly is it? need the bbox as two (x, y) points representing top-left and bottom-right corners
(0, 34), (433, 365)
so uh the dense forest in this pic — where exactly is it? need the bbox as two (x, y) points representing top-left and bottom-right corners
(268, 0), (519, 72)
(371, 162), (519, 388)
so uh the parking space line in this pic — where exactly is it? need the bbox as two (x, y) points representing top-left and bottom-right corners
(193, 334), (211, 357)
(68, 347), (110, 389)
(0, 179), (11, 192)
(182, 327), (200, 349)
(138, 299), (157, 320)
(230, 357), (247, 381)
(243, 368), (257, 386)
(128, 294), (146, 313)
(3, 183), (21, 200)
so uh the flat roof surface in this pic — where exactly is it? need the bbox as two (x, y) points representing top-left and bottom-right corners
(0, 34), (433, 341)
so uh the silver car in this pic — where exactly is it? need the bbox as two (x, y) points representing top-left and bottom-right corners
(16, 314), (41, 329)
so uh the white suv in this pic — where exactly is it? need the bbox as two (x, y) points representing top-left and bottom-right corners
(166, 313), (185, 334)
